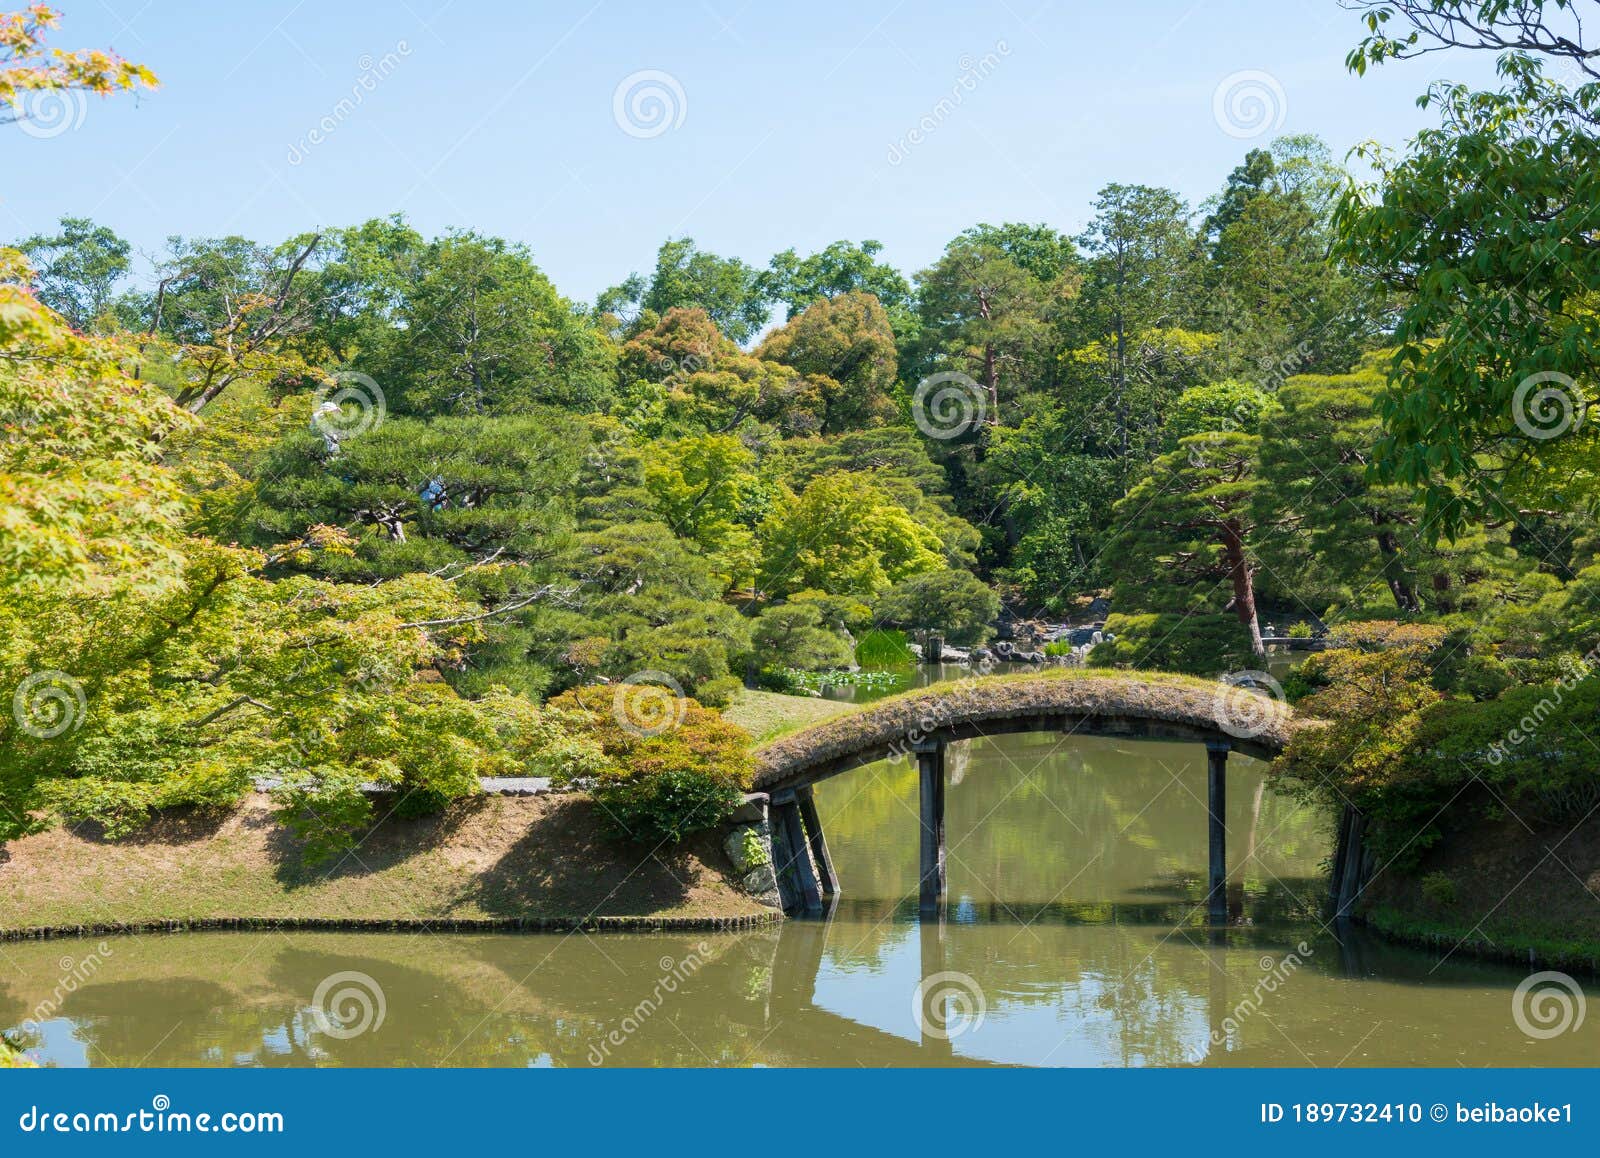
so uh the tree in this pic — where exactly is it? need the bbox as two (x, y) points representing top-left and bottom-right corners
(750, 602), (853, 672)
(379, 232), (615, 415)
(0, 250), (550, 845)
(1256, 364), (1538, 619)
(616, 306), (822, 437)
(128, 232), (324, 415)
(601, 237), (769, 344)
(250, 411), (587, 697)
(914, 223), (1075, 429)
(1165, 379), (1276, 446)
(1202, 137), (1374, 382)
(641, 433), (760, 588)
(756, 291), (898, 433)
(873, 570), (999, 647)
(1102, 432), (1278, 659)
(762, 239), (917, 345)
(299, 214), (426, 365)
(1070, 185), (1201, 487)
(0, 5), (156, 128)
(1338, 1), (1600, 532)
(758, 472), (944, 599)
(1256, 367), (1425, 613)
(0, 246), (190, 596)
(1344, 0), (1600, 91)
(770, 428), (982, 568)
(15, 216), (129, 330)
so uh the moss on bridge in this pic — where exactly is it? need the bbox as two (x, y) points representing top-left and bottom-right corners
(752, 668), (1302, 789)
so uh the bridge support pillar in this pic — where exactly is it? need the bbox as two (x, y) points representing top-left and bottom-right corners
(1206, 740), (1229, 925)
(770, 790), (823, 915)
(915, 739), (946, 915)
(1330, 804), (1371, 921)
(795, 785), (838, 897)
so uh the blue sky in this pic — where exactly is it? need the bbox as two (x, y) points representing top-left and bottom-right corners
(8, 0), (1500, 303)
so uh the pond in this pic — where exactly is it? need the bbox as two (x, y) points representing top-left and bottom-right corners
(3, 733), (1594, 1066)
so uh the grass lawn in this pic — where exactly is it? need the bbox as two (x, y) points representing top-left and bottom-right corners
(722, 688), (858, 744)
(0, 793), (767, 933)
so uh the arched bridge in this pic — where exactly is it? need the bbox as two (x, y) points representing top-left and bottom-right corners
(749, 672), (1305, 921)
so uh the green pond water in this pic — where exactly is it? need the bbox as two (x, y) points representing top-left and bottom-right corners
(3, 732), (1596, 1067)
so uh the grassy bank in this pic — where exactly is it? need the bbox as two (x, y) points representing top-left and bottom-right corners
(1359, 809), (1600, 975)
(0, 792), (769, 935)
(721, 688), (857, 743)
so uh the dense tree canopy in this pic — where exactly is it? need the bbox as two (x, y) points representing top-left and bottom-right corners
(13, 0), (1600, 868)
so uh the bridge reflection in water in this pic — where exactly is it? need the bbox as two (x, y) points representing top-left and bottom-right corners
(747, 902), (1396, 1067)
(749, 673), (1332, 925)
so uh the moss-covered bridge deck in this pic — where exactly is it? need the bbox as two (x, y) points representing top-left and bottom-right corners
(748, 671), (1306, 920)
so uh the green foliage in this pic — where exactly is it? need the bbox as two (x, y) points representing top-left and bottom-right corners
(751, 603), (854, 673)
(1087, 613), (1252, 675)
(756, 292), (899, 433)
(272, 769), (375, 866)
(762, 239), (918, 347)
(1420, 871), (1457, 908)
(1165, 379), (1277, 444)
(913, 222), (1076, 424)
(1336, 47), (1600, 532)
(601, 237), (769, 344)
(1101, 431), (1276, 662)
(546, 684), (752, 845)
(855, 629), (915, 667)
(737, 825), (769, 868)
(872, 570), (999, 647)
(17, 215), (131, 330)
(757, 472), (945, 598)
(371, 231), (616, 416)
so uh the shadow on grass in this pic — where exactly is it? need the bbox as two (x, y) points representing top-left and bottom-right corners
(266, 794), (478, 889)
(65, 805), (233, 847)
(455, 796), (700, 918)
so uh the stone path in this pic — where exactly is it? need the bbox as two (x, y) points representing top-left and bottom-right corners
(251, 775), (553, 796)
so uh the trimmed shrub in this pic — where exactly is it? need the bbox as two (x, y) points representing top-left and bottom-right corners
(545, 683), (754, 845)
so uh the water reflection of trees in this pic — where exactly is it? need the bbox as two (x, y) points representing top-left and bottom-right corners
(6, 917), (1598, 1067)
(814, 734), (1328, 917)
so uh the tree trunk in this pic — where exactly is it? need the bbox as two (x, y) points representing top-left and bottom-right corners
(981, 342), (999, 429)
(1219, 517), (1265, 658)
(1374, 525), (1418, 613)
(1431, 570), (1454, 614)
(1113, 314), (1128, 490)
